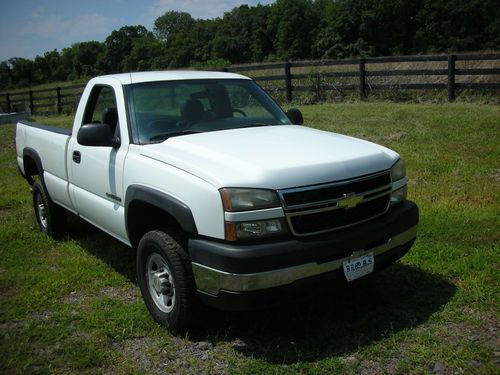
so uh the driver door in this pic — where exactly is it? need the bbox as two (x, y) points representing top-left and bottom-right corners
(68, 84), (129, 242)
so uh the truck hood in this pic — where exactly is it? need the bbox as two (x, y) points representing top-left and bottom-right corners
(140, 125), (399, 189)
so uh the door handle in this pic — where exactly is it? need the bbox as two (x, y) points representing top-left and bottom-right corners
(72, 151), (81, 163)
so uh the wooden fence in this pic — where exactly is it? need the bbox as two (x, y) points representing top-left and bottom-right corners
(0, 83), (86, 116)
(0, 53), (498, 115)
(227, 53), (500, 102)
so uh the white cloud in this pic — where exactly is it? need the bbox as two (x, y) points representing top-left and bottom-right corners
(149, 0), (274, 20)
(22, 12), (118, 44)
(29, 4), (46, 20)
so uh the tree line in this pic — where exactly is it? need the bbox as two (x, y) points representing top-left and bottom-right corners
(1, 0), (498, 90)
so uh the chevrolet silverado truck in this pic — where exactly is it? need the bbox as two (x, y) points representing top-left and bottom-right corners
(16, 71), (418, 330)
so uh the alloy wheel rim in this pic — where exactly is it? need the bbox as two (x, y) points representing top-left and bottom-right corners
(36, 195), (48, 228)
(146, 252), (175, 313)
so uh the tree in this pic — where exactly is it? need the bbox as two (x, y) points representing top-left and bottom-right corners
(414, 0), (500, 52)
(312, 28), (346, 59)
(123, 36), (164, 71)
(60, 42), (105, 80)
(103, 25), (149, 73)
(268, 0), (319, 60)
(2, 0), (500, 89)
(162, 18), (219, 68)
(313, 0), (413, 57)
(353, 0), (423, 55)
(7, 58), (37, 88)
(163, 31), (198, 68)
(0, 61), (13, 91)
(191, 19), (219, 63)
(209, 5), (273, 63)
(33, 50), (62, 83)
(248, 4), (274, 62)
(154, 11), (194, 43)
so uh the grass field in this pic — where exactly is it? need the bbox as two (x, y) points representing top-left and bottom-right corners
(0, 103), (499, 374)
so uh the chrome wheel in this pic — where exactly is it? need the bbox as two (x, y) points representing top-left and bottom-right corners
(36, 194), (48, 229)
(32, 180), (66, 238)
(146, 253), (175, 313)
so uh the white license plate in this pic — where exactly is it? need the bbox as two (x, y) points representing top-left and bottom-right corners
(342, 252), (375, 282)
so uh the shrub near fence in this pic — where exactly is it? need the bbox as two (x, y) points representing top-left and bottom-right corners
(0, 53), (499, 115)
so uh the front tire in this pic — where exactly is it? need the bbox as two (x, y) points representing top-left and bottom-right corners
(136, 230), (198, 332)
(32, 180), (66, 238)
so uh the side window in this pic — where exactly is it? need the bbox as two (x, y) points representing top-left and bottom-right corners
(83, 86), (120, 138)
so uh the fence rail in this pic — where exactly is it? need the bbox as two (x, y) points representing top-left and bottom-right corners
(1, 83), (86, 115)
(0, 53), (498, 115)
(227, 53), (499, 102)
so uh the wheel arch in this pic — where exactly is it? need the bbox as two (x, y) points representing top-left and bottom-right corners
(125, 185), (198, 249)
(22, 148), (44, 185)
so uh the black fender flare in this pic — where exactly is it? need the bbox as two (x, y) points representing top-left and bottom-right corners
(22, 148), (44, 185)
(21, 148), (57, 204)
(125, 184), (198, 237)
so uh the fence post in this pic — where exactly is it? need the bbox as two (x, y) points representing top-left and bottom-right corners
(447, 54), (456, 101)
(359, 58), (366, 99)
(284, 62), (292, 102)
(5, 93), (10, 112)
(56, 87), (62, 114)
(29, 90), (34, 115)
(314, 73), (322, 102)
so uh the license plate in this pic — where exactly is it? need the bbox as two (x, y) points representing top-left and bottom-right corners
(342, 252), (374, 282)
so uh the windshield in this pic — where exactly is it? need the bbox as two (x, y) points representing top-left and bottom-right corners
(126, 79), (292, 144)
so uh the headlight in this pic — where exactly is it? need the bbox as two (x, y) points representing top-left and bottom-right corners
(390, 159), (406, 182)
(390, 159), (407, 205)
(220, 188), (280, 211)
(220, 188), (286, 240)
(225, 219), (287, 241)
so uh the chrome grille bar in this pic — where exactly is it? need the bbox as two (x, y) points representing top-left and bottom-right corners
(278, 171), (392, 237)
(277, 170), (391, 211)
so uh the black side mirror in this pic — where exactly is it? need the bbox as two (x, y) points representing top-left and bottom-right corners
(77, 124), (120, 148)
(286, 108), (304, 125)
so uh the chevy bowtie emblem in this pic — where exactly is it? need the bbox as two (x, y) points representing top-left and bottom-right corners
(337, 193), (363, 209)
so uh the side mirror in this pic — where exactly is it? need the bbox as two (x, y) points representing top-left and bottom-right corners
(286, 108), (304, 125)
(77, 124), (120, 148)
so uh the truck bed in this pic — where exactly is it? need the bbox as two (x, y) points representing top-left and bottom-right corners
(16, 120), (73, 209)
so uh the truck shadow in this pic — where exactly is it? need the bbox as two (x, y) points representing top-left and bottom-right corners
(67, 215), (456, 364)
(66, 214), (137, 282)
(202, 264), (456, 364)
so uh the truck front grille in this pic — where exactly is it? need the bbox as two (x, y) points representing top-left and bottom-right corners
(278, 171), (392, 236)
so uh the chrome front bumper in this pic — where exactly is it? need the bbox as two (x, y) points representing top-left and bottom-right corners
(192, 225), (417, 296)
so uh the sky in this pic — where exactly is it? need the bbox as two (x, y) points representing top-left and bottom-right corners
(0, 0), (275, 61)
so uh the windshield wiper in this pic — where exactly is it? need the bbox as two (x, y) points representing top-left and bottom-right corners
(239, 123), (270, 129)
(149, 130), (201, 142)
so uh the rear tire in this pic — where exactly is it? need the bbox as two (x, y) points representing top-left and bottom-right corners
(32, 180), (66, 238)
(136, 229), (199, 332)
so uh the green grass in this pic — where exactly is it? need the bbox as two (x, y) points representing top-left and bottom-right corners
(1, 102), (499, 374)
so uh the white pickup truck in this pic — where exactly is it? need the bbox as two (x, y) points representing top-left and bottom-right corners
(16, 71), (418, 330)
